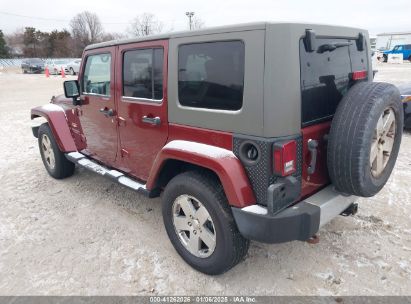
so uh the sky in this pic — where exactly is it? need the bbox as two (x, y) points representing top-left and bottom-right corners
(0, 0), (410, 36)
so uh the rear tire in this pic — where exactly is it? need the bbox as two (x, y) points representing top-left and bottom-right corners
(327, 82), (403, 197)
(162, 171), (249, 275)
(70, 67), (75, 75)
(38, 123), (75, 179)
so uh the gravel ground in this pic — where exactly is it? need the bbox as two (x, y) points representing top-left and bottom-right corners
(0, 64), (410, 296)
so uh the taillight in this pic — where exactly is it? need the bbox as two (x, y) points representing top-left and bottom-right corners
(351, 70), (367, 81)
(273, 140), (297, 176)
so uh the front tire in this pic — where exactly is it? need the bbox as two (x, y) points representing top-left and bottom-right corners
(162, 171), (249, 275)
(38, 123), (75, 179)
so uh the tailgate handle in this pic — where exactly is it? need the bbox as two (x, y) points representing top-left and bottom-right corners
(307, 139), (319, 175)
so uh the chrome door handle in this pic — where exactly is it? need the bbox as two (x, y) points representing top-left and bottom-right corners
(142, 116), (161, 125)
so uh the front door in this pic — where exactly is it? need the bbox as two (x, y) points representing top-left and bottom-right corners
(115, 40), (169, 181)
(78, 47), (118, 165)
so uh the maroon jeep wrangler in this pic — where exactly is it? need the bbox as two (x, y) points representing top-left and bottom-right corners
(31, 22), (403, 275)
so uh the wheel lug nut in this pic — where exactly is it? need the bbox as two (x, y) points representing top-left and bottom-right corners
(188, 222), (192, 226)
(193, 230), (197, 234)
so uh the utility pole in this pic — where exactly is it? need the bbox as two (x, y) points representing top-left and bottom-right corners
(186, 12), (195, 30)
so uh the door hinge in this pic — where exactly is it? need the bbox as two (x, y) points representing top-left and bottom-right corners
(121, 148), (129, 158)
(117, 116), (126, 126)
(307, 139), (319, 175)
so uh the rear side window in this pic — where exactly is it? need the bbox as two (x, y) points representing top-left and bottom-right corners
(178, 41), (245, 111)
(405, 45), (411, 50)
(123, 48), (164, 100)
(82, 53), (111, 96)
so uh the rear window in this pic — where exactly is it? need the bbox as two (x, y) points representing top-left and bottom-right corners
(178, 41), (245, 111)
(300, 38), (367, 126)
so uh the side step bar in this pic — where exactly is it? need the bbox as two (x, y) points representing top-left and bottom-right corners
(65, 152), (151, 196)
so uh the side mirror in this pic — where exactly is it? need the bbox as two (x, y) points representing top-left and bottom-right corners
(63, 80), (81, 105)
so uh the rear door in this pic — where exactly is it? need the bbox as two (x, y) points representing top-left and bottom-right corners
(115, 40), (169, 181)
(299, 37), (368, 198)
(78, 47), (118, 165)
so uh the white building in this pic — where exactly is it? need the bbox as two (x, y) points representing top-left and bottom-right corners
(376, 32), (411, 51)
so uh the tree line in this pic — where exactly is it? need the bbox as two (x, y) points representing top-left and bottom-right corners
(0, 11), (205, 58)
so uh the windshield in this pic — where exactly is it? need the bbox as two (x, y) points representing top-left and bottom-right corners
(29, 59), (43, 64)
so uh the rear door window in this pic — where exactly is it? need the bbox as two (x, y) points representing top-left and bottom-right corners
(300, 38), (367, 126)
(123, 48), (164, 101)
(178, 41), (245, 111)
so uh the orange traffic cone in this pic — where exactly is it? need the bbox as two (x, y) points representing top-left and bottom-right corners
(45, 67), (49, 78)
(61, 67), (66, 78)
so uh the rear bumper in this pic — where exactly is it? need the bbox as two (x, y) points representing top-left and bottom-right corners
(232, 185), (355, 243)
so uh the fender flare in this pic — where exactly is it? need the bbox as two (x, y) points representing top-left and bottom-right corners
(31, 104), (77, 152)
(147, 140), (256, 208)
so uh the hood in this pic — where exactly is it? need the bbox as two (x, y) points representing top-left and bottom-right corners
(51, 94), (73, 105)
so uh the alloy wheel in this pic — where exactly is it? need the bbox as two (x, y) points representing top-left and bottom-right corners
(41, 134), (56, 170)
(370, 107), (396, 177)
(172, 194), (216, 258)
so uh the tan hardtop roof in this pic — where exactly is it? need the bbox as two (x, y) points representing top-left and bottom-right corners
(85, 21), (366, 51)
(85, 22), (266, 50)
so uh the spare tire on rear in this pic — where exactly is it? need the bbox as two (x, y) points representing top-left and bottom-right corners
(327, 82), (403, 197)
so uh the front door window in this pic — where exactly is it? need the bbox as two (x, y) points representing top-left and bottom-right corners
(82, 53), (111, 96)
